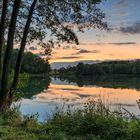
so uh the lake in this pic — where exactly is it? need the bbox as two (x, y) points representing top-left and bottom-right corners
(15, 75), (140, 122)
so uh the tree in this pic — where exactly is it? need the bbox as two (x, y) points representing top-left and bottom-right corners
(12, 0), (37, 91)
(0, 0), (107, 110)
(76, 63), (84, 74)
(0, 0), (21, 110)
(12, 0), (107, 92)
(0, 0), (8, 80)
(10, 49), (50, 74)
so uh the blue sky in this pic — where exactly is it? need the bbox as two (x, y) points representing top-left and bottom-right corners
(77, 0), (140, 44)
(31, 0), (140, 63)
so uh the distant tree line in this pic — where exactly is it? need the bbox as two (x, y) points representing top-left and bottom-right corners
(58, 60), (140, 75)
(11, 49), (50, 74)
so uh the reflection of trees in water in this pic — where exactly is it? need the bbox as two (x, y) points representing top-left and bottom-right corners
(19, 75), (140, 99)
(20, 76), (51, 98)
(58, 75), (140, 90)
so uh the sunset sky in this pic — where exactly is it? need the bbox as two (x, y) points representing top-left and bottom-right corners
(30, 0), (140, 63)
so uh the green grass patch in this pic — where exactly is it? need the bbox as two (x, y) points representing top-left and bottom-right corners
(0, 100), (140, 139)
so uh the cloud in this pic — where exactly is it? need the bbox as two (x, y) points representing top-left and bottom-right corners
(108, 54), (114, 56)
(52, 52), (57, 54)
(114, 0), (128, 9)
(76, 49), (92, 54)
(63, 45), (70, 49)
(109, 42), (136, 45)
(73, 49), (100, 55)
(119, 22), (140, 34)
(71, 46), (81, 50)
(80, 42), (137, 46)
(80, 43), (96, 45)
(116, 0), (127, 6)
(61, 45), (81, 50)
(54, 56), (82, 59)
(29, 46), (37, 50)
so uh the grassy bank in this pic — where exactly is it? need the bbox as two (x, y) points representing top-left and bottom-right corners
(0, 100), (140, 140)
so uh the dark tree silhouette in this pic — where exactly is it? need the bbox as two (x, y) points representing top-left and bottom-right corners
(0, 0), (107, 110)
(0, 0), (8, 80)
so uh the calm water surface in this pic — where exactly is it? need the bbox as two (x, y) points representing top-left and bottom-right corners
(16, 76), (140, 121)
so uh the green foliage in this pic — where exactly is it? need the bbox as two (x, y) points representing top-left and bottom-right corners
(41, 132), (65, 140)
(41, 99), (140, 140)
(0, 108), (23, 126)
(20, 77), (50, 98)
(11, 49), (51, 74)
(4, 0), (107, 50)
(58, 60), (140, 76)
(10, 69), (30, 89)
(45, 100), (128, 140)
(0, 100), (140, 139)
(8, 70), (30, 101)
(17, 73), (30, 89)
(30, 0), (107, 47)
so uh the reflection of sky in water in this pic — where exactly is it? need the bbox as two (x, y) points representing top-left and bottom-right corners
(51, 77), (76, 85)
(16, 78), (140, 122)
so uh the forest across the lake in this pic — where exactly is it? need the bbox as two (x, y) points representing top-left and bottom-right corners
(55, 60), (140, 76)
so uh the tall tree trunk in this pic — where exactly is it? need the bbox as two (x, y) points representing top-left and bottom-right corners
(12, 0), (37, 91)
(0, 0), (21, 99)
(0, 0), (8, 82)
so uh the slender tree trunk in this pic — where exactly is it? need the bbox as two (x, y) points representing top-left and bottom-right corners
(12, 0), (37, 91)
(0, 0), (8, 82)
(0, 0), (21, 100)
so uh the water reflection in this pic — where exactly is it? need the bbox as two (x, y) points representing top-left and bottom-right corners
(16, 76), (140, 121)
(20, 76), (50, 98)
(58, 75), (140, 90)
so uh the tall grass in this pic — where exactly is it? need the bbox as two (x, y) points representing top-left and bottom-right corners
(0, 99), (140, 139)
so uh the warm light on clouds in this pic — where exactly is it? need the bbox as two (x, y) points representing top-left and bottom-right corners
(48, 43), (140, 63)
(28, 0), (140, 64)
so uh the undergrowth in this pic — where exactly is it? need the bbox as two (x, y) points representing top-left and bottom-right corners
(0, 99), (140, 140)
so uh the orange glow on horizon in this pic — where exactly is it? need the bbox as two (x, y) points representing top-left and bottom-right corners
(48, 43), (140, 63)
